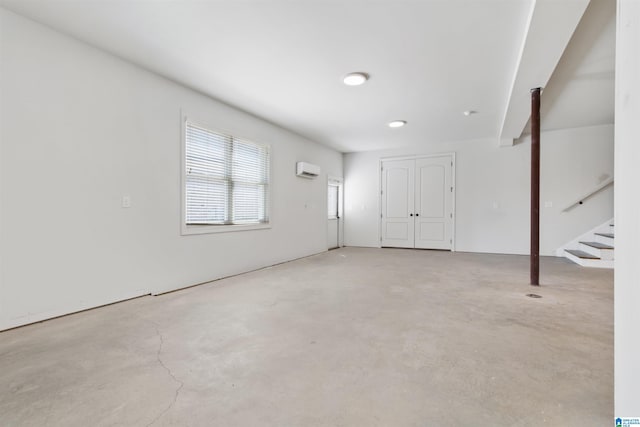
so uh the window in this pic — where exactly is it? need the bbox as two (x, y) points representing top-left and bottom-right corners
(328, 183), (339, 219)
(184, 120), (270, 232)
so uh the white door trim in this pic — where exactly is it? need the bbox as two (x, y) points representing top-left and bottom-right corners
(378, 152), (456, 251)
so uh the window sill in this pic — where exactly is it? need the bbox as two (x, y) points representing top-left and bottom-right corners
(181, 222), (271, 236)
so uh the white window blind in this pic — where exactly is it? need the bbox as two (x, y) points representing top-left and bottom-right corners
(185, 122), (270, 225)
(328, 184), (339, 219)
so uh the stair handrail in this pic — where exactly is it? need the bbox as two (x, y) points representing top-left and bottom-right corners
(562, 177), (614, 212)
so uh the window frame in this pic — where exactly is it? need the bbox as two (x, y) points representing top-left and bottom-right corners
(181, 115), (272, 235)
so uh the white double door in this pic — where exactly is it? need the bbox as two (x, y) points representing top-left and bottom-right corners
(381, 155), (454, 250)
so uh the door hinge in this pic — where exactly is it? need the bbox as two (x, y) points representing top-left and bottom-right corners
(450, 213), (453, 218)
(450, 186), (453, 192)
(381, 213), (383, 218)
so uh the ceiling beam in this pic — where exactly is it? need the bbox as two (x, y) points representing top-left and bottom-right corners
(498, 0), (590, 146)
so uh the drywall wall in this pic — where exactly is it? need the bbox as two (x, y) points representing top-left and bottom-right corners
(614, 0), (640, 415)
(0, 9), (342, 330)
(344, 124), (613, 255)
(533, 125), (614, 253)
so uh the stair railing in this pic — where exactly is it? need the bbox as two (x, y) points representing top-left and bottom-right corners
(562, 177), (614, 212)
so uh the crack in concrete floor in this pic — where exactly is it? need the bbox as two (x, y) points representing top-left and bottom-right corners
(145, 322), (184, 427)
(0, 248), (613, 426)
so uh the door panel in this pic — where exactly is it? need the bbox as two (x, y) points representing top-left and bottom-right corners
(328, 219), (338, 249)
(386, 168), (411, 217)
(381, 159), (415, 248)
(419, 165), (445, 218)
(415, 156), (453, 250)
(418, 222), (445, 241)
(385, 222), (410, 241)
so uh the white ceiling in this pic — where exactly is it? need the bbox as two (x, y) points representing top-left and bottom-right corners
(0, 0), (614, 153)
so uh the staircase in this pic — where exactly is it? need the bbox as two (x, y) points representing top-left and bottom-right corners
(564, 224), (614, 268)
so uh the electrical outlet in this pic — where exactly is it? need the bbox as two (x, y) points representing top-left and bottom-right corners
(122, 195), (131, 208)
(544, 201), (553, 208)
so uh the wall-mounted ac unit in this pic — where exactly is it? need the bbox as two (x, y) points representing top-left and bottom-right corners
(296, 162), (321, 179)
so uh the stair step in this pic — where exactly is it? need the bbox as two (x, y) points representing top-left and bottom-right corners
(565, 249), (600, 260)
(595, 232), (614, 239)
(580, 241), (614, 250)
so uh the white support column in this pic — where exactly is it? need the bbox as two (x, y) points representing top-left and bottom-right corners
(615, 0), (640, 416)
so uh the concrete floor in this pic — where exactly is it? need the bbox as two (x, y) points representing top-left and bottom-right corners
(0, 248), (613, 426)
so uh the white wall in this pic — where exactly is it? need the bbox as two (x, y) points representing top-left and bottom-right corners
(344, 124), (613, 256)
(614, 0), (640, 415)
(0, 9), (342, 331)
(533, 125), (614, 253)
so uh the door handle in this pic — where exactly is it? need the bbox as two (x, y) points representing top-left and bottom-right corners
(415, 213), (419, 216)
(409, 213), (413, 217)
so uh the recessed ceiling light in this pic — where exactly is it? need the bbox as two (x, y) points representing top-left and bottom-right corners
(343, 72), (369, 86)
(388, 120), (407, 128)
(463, 110), (477, 116)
